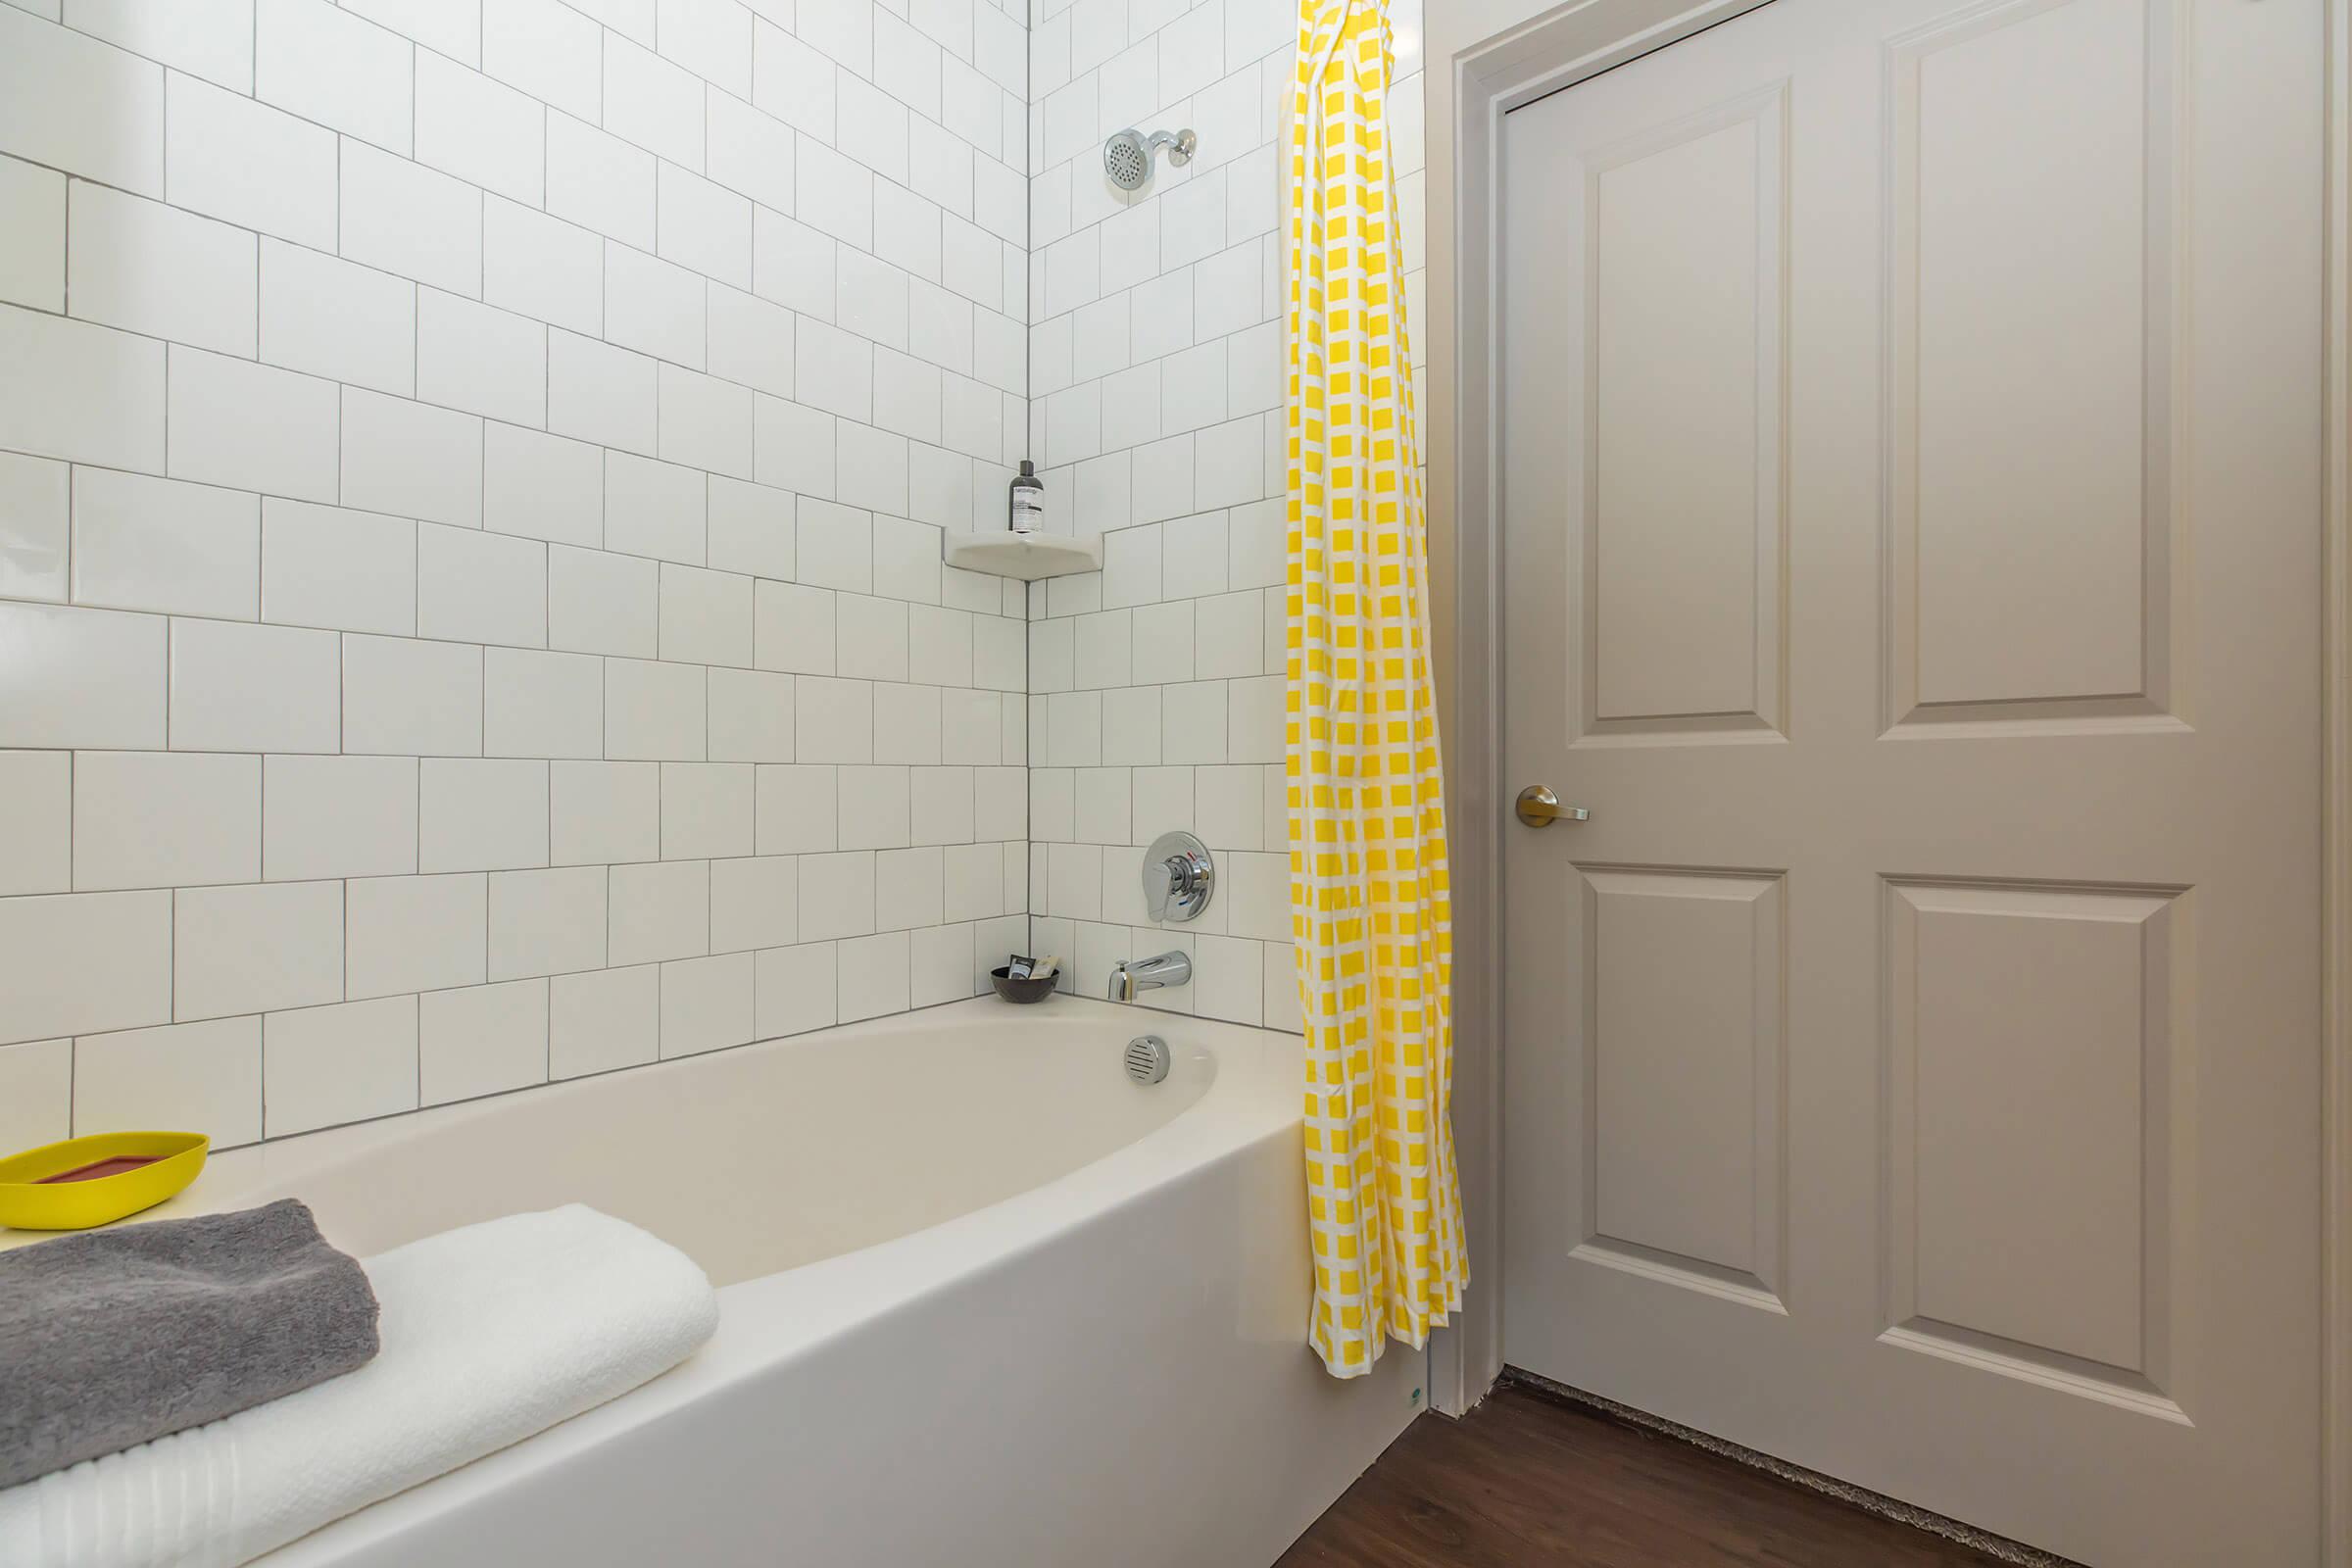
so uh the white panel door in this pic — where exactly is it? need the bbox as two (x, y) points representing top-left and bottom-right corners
(1494, 2), (2326, 1563)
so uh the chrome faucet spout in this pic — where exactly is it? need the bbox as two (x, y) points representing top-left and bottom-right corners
(1107, 951), (1192, 1003)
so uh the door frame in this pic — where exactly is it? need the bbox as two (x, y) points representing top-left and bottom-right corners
(1430, 4), (2352, 1562)
(2323, 8), (2351, 1560)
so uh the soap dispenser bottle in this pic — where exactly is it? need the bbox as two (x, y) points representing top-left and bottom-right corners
(1008, 461), (1044, 534)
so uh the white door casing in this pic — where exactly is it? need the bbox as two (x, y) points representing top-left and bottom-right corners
(1494, 2), (2328, 1564)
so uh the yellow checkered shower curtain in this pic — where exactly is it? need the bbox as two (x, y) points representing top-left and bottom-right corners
(1287, 0), (1467, 1377)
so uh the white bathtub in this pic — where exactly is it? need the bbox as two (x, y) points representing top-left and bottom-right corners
(39, 996), (1422, 1566)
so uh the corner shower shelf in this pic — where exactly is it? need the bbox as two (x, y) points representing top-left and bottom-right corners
(942, 530), (1103, 581)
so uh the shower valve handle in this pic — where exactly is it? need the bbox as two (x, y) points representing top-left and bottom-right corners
(1142, 832), (1215, 923)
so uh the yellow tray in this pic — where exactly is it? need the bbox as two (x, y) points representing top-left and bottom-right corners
(0, 1132), (209, 1231)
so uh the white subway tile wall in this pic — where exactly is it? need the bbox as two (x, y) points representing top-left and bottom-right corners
(1020, 0), (1422, 1033)
(0, 0), (1035, 1149)
(0, 0), (1432, 1149)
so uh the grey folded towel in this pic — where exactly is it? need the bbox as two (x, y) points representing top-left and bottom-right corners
(0, 1198), (380, 1490)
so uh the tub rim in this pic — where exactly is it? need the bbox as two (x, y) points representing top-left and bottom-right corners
(0, 995), (1301, 1258)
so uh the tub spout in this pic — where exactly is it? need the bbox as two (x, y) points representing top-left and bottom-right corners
(1108, 951), (1191, 1003)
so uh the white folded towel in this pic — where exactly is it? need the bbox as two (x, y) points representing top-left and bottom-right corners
(0, 1204), (719, 1568)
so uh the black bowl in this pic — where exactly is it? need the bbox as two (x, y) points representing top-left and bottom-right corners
(989, 965), (1058, 1004)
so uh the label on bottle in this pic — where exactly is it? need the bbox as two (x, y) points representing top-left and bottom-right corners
(1011, 488), (1044, 534)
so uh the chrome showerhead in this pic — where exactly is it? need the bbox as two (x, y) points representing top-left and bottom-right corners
(1103, 126), (1198, 191)
(1103, 128), (1152, 190)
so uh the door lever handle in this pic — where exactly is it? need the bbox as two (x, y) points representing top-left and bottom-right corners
(1515, 785), (1590, 828)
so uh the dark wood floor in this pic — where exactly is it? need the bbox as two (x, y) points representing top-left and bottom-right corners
(1276, 1382), (2014, 1568)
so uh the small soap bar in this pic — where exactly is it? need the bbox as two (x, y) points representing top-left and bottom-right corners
(37, 1156), (163, 1185)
